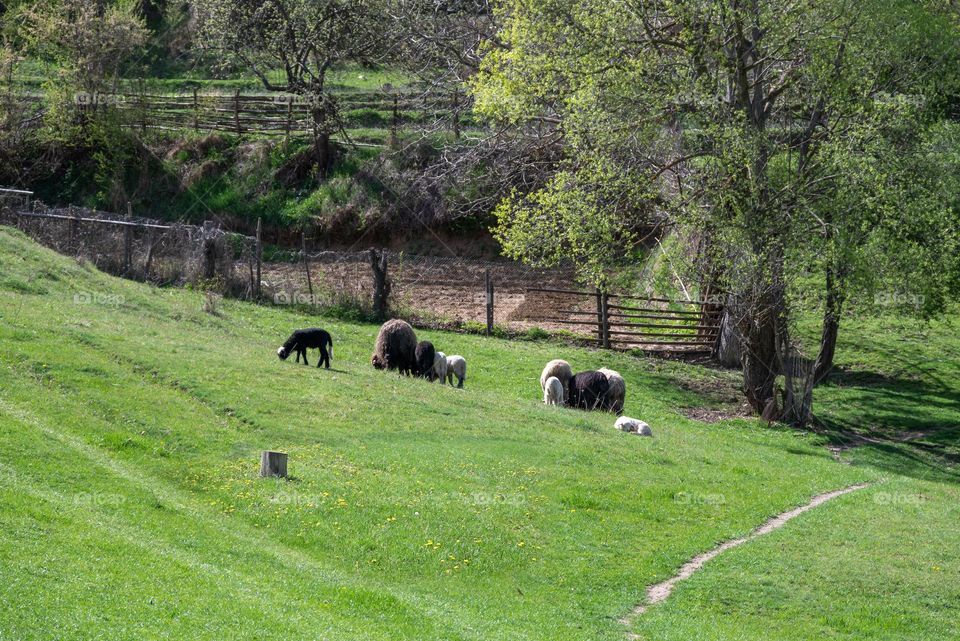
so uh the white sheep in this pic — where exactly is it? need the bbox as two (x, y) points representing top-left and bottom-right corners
(615, 416), (652, 436)
(432, 351), (448, 383)
(445, 355), (467, 388)
(543, 376), (564, 405)
(540, 359), (573, 402)
(598, 367), (626, 414)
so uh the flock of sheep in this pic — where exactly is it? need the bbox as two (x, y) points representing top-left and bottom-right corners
(371, 319), (467, 387)
(277, 320), (651, 435)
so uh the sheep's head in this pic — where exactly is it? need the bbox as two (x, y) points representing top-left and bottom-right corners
(277, 346), (290, 360)
(371, 354), (386, 370)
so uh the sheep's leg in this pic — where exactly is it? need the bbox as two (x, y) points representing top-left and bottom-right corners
(457, 376), (464, 389)
(301, 349), (309, 366)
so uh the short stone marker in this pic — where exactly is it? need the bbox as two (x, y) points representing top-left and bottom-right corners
(260, 451), (288, 478)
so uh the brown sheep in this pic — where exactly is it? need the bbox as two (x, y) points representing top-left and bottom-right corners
(371, 319), (418, 375)
(598, 367), (626, 414)
(540, 359), (573, 402)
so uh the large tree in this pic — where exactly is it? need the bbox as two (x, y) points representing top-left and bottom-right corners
(473, 0), (960, 422)
(194, 0), (388, 176)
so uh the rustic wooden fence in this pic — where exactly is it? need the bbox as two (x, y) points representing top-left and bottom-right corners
(525, 287), (723, 352)
(16, 88), (466, 142)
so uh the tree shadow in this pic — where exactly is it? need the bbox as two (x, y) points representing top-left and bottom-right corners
(814, 364), (960, 483)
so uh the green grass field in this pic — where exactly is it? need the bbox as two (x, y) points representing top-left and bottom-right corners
(1, 227), (958, 640)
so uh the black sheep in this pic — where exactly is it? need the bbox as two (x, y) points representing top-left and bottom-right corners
(277, 328), (333, 369)
(567, 371), (610, 411)
(415, 341), (436, 379)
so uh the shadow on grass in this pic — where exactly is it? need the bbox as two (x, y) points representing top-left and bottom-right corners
(814, 365), (960, 483)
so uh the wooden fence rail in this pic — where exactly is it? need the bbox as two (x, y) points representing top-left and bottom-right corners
(14, 88), (467, 141)
(526, 287), (722, 352)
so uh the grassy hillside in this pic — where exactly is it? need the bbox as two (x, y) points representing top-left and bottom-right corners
(0, 227), (957, 640)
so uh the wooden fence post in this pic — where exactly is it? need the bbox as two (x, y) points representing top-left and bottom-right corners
(301, 233), (314, 302)
(452, 88), (461, 139)
(485, 269), (494, 336)
(144, 228), (156, 280)
(68, 205), (78, 254)
(255, 217), (262, 299)
(139, 79), (146, 134)
(285, 100), (293, 148)
(601, 292), (611, 349)
(369, 248), (391, 321)
(234, 89), (241, 135)
(202, 220), (217, 279)
(390, 95), (399, 145)
(596, 289), (604, 346)
(193, 87), (199, 132)
(124, 202), (133, 273)
(259, 451), (288, 478)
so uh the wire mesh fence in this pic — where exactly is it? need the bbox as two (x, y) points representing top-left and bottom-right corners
(262, 249), (578, 330)
(0, 196), (577, 332)
(1, 193), (720, 352)
(0, 202), (259, 297)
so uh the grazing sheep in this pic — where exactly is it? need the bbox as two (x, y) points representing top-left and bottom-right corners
(445, 355), (467, 388)
(432, 351), (448, 383)
(615, 416), (652, 436)
(598, 367), (626, 414)
(540, 359), (573, 402)
(567, 371), (610, 411)
(415, 341), (436, 379)
(277, 328), (333, 369)
(543, 376), (564, 405)
(371, 319), (417, 375)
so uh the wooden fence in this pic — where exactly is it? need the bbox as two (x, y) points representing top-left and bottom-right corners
(525, 287), (723, 352)
(16, 88), (465, 142)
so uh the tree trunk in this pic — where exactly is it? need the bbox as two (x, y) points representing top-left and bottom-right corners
(780, 354), (815, 426)
(716, 308), (742, 369)
(739, 272), (786, 415)
(741, 303), (779, 414)
(369, 248), (391, 321)
(311, 99), (333, 178)
(315, 131), (331, 178)
(814, 267), (844, 383)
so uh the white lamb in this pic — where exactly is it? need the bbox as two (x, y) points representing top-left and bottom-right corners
(543, 376), (564, 405)
(540, 359), (573, 401)
(615, 416), (652, 436)
(432, 351), (448, 383)
(598, 367), (626, 414)
(445, 355), (467, 388)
